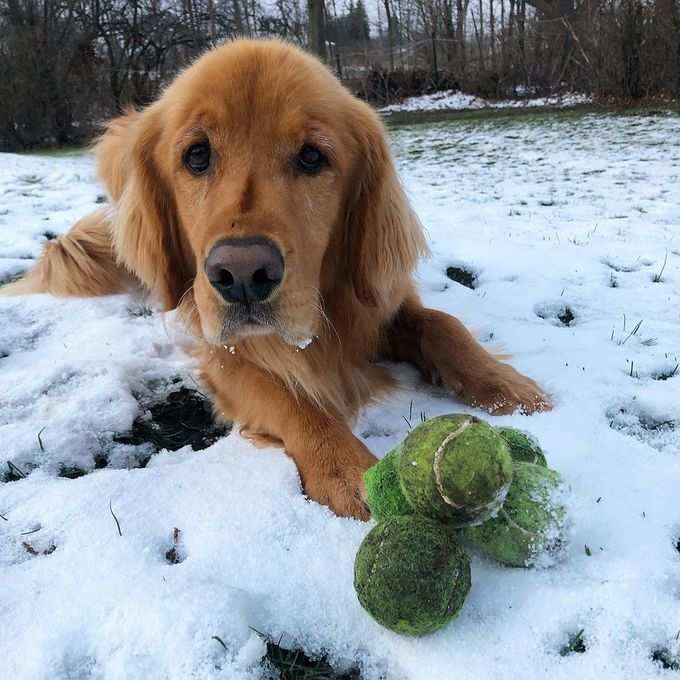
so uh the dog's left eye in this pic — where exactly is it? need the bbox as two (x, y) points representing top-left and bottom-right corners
(296, 145), (327, 175)
(184, 142), (211, 175)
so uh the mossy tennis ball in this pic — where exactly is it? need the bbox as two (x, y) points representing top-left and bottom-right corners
(354, 516), (471, 635)
(462, 462), (567, 567)
(398, 414), (513, 527)
(363, 446), (412, 521)
(496, 427), (547, 467)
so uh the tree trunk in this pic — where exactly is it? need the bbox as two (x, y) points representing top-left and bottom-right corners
(383, 0), (395, 71)
(490, 0), (496, 72)
(308, 0), (327, 60)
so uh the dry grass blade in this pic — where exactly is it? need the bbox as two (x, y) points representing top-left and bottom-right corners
(109, 500), (122, 536)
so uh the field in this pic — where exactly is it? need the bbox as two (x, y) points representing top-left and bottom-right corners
(1, 109), (679, 679)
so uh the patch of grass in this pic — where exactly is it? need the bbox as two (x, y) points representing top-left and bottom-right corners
(651, 647), (680, 671)
(608, 405), (676, 452)
(3, 460), (27, 482)
(652, 251), (669, 283)
(20, 146), (89, 158)
(114, 386), (230, 453)
(602, 257), (642, 273)
(402, 399), (428, 431)
(0, 271), (26, 286)
(611, 316), (649, 346)
(127, 304), (154, 318)
(261, 635), (360, 680)
(165, 527), (185, 565)
(653, 364), (679, 381)
(557, 307), (576, 326)
(535, 302), (578, 327)
(94, 453), (109, 469)
(58, 465), (88, 480)
(559, 629), (587, 657)
(22, 541), (57, 557)
(446, 265), (477, 289)
(383, 104), (603, 129)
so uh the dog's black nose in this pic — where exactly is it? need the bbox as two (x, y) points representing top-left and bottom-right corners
(205, 237), (284, 304)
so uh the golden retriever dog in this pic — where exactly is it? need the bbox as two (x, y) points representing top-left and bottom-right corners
(1, 39), (550, 519)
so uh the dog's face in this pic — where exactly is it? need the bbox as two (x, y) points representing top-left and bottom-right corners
(167, 44), (354, 344)
(101, 40), (424, 346)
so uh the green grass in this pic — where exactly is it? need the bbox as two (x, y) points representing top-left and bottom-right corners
(559, 629), (587, 656)
(651, 647), (680, 671)
(259, 634), (360, 680)
(446, 265), (477, 289)
(384, 103), (680, 129)
(18, 146), (90, 158)
(211, 631), (361, 680)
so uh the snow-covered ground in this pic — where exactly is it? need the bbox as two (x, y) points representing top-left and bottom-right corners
(1, 110), (680, 679)
(380, 90), (592, 114)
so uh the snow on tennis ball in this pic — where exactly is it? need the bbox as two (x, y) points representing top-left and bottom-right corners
(354, 515), (471, 636)
(397, 414), (514, 527)
(461, 461), (568, 567)
(495, 427), (548, 467)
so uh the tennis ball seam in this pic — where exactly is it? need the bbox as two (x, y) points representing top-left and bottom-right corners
(442, 564), (462, 616)
(496, 503), (555, 560)
(432, 417), (472, 511)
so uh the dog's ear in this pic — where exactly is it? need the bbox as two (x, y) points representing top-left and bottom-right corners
(345, 104), (428, 308)
(95, 107), (194, 310)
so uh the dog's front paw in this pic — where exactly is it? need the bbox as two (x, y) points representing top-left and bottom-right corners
(298, 436), (377, 520)
(457, 362), (552, 416)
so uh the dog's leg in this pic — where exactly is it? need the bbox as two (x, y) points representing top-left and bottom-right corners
(205, 359), (377, 520)
(0, 208), (133, 297)
(382, 294), (551, 415)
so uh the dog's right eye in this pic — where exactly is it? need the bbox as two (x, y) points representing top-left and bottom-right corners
(184, 142), (211, 175)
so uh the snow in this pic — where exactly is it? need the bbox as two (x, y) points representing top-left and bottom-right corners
(380, 90), (592, 114)
(1, 110), (680, 679)
(294, 336), (315, 350)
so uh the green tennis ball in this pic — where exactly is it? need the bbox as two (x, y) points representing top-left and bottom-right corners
(461, 462), (567, 567)
(363, 446), (413, 521)
(354, 516), (471, 635)
(398, 414), (513, 527)
(496, 427), (548, 467)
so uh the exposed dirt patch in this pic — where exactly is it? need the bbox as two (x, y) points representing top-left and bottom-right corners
(446, 265), (478, 289)
(114, 385), (231, 454)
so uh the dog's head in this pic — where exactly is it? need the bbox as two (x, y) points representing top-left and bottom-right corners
(98, 39), (425, 346)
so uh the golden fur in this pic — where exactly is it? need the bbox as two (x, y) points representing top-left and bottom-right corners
(1, 39), (550, 518)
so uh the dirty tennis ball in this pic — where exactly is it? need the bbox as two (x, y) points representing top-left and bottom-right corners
(363, 446), (412, 521)
(496, 427), (548, 467)
(398, 414), (514, 527)
(354, 515), (471, 635)
(461, 461), (567, 567)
